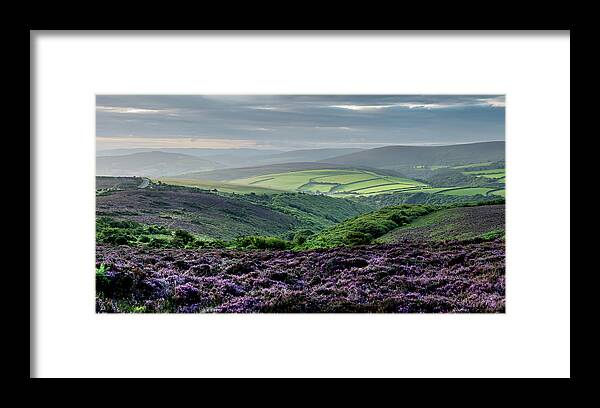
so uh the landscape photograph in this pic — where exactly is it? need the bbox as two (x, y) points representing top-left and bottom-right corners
(95, 95), (506, 313)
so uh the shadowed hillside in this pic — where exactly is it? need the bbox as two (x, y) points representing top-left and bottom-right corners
(96, 188), (299, 240)
(95, 180), (372, 240)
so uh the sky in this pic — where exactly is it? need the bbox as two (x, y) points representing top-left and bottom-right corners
(96, 95), (505, 151)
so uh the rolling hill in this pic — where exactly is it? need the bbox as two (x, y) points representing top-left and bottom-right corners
(96, 187), (300, 240)
(95, 180), (372, 240)
(241, 148), (366, 166)
(96, 151), (223, 177)
(323, 141), (505, 169)
(96, 147), (363, 168)
(376, 204), (505, 243)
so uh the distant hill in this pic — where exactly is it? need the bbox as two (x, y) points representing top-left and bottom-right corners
(96, 151), (223, 177)
(96, 148), (280, 158)
(241, 148), (365, 166)
(322, 141), (505, 169)
(97, 147), (365, 168)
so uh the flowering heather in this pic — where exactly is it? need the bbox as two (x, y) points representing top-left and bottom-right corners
(96, 239), (505, 313)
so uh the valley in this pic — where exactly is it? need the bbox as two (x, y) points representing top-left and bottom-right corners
(96, 141), (506, 313)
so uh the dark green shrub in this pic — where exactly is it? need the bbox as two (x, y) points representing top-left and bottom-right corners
(344, 231), (372, 246)
(148, 237), (170, 248)
(231, 236), (291, 250)
(172, 229), (196, 248)
(113, 235), (129, 245)
(292, 229), (314, 245)
(198, 239), (227, 249)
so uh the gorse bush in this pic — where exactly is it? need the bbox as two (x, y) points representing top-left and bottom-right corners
(291, 229), (314, 246)
(97, 217), (205, 249)
(172, 229), (196, 248)
(230, 235), (292, 250)
(96, 217), (173, 247)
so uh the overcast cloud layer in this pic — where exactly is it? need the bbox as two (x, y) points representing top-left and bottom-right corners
(96, 95), (505, 151)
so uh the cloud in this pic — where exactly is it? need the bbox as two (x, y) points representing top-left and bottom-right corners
(314, 126), (360, 131)
(96, 95), (505, 150)
(247, 106), (289, 112)
(477, 96), (506, 108)
(328, 97), (507, 111)
(97, 106), (173, 114)
(237, 126), (273, 132)
(328, 102), (453, 111)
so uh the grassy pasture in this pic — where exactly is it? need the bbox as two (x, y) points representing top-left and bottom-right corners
(312, 172), (376, 184)
(438, 187), (497, 196)
(479, 174), (505, 180)
(463, 169), (505, 178)
(463, 168), (505, 175)
(162, 168), (505, 198)
(452, 162), (494, 169)
(157, 178), (283, 194)
(229, 169), (427, 197)
(302, 183), (336, 193)
(462, 168), (505, 184)
(332, 178), (387, 192)
(232, 170), (347, 191)
(349, 183), (421, 194)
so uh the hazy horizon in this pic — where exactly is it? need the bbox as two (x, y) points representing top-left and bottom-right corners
(96, 95), (505, 151)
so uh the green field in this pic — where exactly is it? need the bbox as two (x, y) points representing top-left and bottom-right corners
(229, 169), (427, 197)
(460, 168), (505, 185)
(161, 166), (505, 199)
(489, 189), (506, 197)
(463, 168), (505, 175)
(463, 168), (505, 179)
(313, 172), (376, 184)
(302, 183), (337, 193)
(358, 185), (506, 197)
(452, 162), (494, 169)
(157, 178), (283, 194)
(350, 183), (422, 194)
(437, 187), (498, 196)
